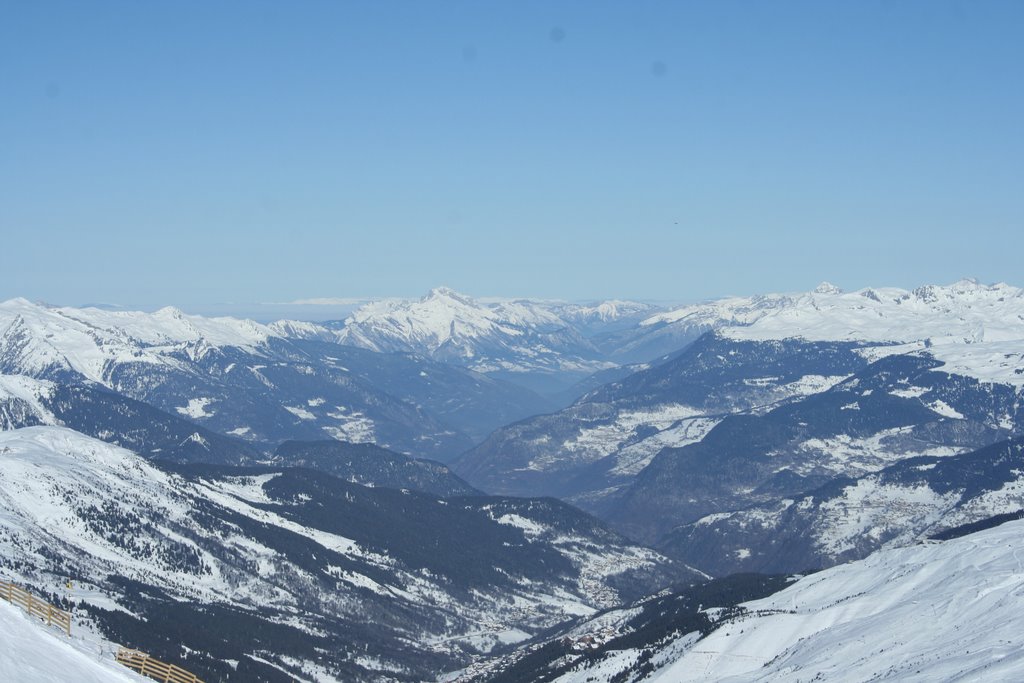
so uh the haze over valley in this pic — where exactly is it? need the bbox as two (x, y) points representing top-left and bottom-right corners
(4, 2), (1022, 680)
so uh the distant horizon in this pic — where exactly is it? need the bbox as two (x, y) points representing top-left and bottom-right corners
(2, 275), (1016, 323)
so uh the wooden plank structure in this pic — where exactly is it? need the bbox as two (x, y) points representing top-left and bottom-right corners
(116, 647), (205, 683)
(0, 578), (72, 636)
(2, 579), (204, 682)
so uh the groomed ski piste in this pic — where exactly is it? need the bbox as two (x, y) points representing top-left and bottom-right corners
(0, 599), (146, 682)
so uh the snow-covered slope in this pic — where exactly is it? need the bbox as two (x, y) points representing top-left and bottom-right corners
(723, 279), (1024, 344)
(602, 348), (1024, 547)
(457, 280), (1024, 553)
(663, 436), (1024, 576)
(647, 518), (1024, 682)
(0, 298), (271, 382)
(713, 279), (1024, 386)
(336, 288), (615, 392)
(616, 279), (1024, 375)
(471, 516), (1024, 682)
(605, 289), (802, 363)
(550, 300), (662, 341)
(0, 298), (553, 458)
(0, 374), (58, 428)
(0, 601), (146, 683)
(0, 426), (691, 682)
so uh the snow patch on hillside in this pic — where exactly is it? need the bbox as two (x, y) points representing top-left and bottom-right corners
(494, 513), (547, 536)
(609, 417), (722, 477)
(813, 480), (959, 555)
(323, 407), (375, 443)
(559, 404), (703, 465)
(794, 428), (965, 477)
(175, 398), (215, 419)
(284, 405), (315, 421)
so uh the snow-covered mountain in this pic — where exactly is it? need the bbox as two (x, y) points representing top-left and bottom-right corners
(0, 298), (551, 458)
(0, 426), (694, 682)
(0, 372), (263, 463)
(605, 290), (799, 363)
(0, 297), (272, 381)
(334, 288), (622, 394)
(462, 515), (1024, 682)
(549, 300), (663, 338)
(611, 278), (1024, 365)
(603, 347), (1024, 546)
(5, 280), (1024, 681)
(662, 435), (1024, 575)
(721, 278), (1024, 345)
(454, 280), (1024, 562)
(453, 335), (871, 502)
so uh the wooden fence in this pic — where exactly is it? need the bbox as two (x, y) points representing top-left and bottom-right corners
(116, 647), (205, 683)
(0, 578), (72, 636)
(2, 579), (205, 682)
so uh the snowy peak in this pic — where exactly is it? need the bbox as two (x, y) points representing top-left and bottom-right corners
(422, 285), (475, 307)
(0, 299), (278, 385)
(814, 281), (843, 295)
(0, 298), (278, 384)
(587, 300), (654, 321)
(555, 299), (661, 326)
(337, 288), (609, 382)
(342, 287), (504, 351)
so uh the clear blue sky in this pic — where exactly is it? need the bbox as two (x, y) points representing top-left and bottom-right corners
(2, 1), (1022, 310)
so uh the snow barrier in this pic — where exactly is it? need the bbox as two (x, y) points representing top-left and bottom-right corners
(0, 578), (71, 636)
(116, 647), (204, 683)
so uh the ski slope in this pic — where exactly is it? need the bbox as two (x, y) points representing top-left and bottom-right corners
(0, 600), (145, 682)
(653, 518), (1024, 682)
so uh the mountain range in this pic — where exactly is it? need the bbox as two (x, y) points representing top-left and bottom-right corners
(329, 287), (656, 394)
(3, 278), (1024, 681)
(0, 426), (698, 682)
(0, 297), (552, 459)
(453, 280), (1024, 572)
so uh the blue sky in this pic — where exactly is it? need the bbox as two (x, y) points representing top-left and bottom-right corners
(2, 1), (1022, 310)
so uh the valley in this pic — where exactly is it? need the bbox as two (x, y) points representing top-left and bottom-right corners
(3, 279), (1024, 681)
